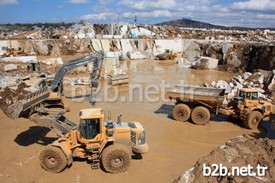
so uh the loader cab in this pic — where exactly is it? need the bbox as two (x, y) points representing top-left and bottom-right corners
(78, 108), (105, 142)
(79, 118), (100, 139)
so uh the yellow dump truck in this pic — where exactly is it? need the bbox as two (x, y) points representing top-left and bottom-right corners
(165, 85), (275, 129)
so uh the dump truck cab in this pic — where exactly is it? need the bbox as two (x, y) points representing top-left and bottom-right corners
(233, 88), (274, 129)
(237, 88), (272, 114)
(238, 88), (261, 107)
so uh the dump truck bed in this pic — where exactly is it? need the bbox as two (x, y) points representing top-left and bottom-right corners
(165, 85), (225, 107)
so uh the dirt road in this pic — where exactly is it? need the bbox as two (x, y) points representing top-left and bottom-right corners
(0, 60), (258, 183)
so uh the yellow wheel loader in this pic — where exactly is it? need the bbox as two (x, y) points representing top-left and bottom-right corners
(32, 108), (148, 173)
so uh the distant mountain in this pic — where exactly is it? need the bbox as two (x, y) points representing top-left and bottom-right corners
(157, 18), (225, 29)
(156, 18), (274, 30)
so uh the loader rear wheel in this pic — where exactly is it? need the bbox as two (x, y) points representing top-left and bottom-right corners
(39, 147), (67, 173)
(101, 144), (131, 173)
(172, 104), (191, 122)
(191, 106), (210, 125)
(244, 111), (262, 129)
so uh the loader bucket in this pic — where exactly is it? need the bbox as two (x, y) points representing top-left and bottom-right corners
(1, 87), (50, 119)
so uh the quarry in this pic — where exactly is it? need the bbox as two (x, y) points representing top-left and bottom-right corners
(0, 22), (274, 183)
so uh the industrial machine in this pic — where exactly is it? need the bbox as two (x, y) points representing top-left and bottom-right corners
(3, 52), (104, 118)
(165, 85), (275, 129)
(2, 51), (149, 173)
(45, 51), (104, 107)
(32, 107), (148, 173)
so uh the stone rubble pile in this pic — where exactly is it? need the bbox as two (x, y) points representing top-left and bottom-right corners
(175, 135), (275, 183)
(1, 23), (274, 42)
(204, 70), (275, 101)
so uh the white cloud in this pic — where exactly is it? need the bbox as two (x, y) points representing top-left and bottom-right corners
(119, 0), (176, 10)
(256, 14), (275, 20)
(232, 0), (275, 11)
(68, 0), (89, 4)
(0, 0), (18, 5)
(80, 13), (115, 20)
(212, 5), (230, 13)
(75, 0), (275, 27)
(122, 10), (172, 18)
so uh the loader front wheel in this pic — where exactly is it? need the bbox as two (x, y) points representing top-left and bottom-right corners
(101, 144), (131, 173)
(191, 106), (210, 125)
(244, 111), (262, 129)
(39, 147), (67, 173)
(172, 104), (191, 122)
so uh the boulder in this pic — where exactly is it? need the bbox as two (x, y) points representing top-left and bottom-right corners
(50, 44), (61, 56)
(127, 51), (147, 60)
(192, 57), (218, 69)
(4, 64), (17, 72)
(41, 58), (63, 65)
(156, 50), (177, 60)
(215, 80), (228, 89)
(227, 54), (241, 67)
(35, 41), (49, 55)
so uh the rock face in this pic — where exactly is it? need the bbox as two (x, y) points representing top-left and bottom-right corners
(244, 45), (275, 72)
(0, 38), (274, 71)
(175, 135), (275, 183)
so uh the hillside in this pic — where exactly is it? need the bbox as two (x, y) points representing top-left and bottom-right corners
(157, 18), (274, 30)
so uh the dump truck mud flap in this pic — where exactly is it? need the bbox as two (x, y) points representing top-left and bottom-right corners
(52, 140), (73, 165)
(132, 143), (149, 154)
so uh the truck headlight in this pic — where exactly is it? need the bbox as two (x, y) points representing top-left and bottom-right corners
(138, 131), (146, 145)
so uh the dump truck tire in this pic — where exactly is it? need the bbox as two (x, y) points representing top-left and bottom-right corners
(191, 106), (210, 125)
(244, 111), (262, 129)
(39, 147), (67, 173)
(101, 144), (131, 173)
(172, 104), (191, 122)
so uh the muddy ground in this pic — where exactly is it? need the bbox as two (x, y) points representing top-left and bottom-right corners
(0, 59), (271, 183)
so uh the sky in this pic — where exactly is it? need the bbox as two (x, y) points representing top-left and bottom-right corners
(0, 0), (274, 28)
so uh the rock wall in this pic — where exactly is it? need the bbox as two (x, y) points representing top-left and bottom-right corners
(0, 39), (274, 71)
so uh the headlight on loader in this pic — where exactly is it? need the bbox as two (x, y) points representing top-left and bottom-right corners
(138, 131), (146, 145)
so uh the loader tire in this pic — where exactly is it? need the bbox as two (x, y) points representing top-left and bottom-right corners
(39, 147), (67, 173)
(191, 106), (210, 125)
(172, 104), (191, 122)
(101, 144), (131, 173)
(244, 111), (262, 130)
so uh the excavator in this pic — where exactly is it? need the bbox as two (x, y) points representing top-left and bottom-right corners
(43, 51), (104, 107)
(5, 51), (129, 118)
(5, 51), (104, 118)
(3, 51), (149, 173)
